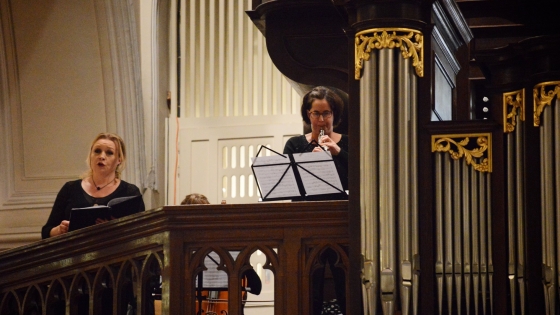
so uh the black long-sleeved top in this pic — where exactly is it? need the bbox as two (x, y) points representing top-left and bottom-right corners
(283, 134), (349, 191)
(41, 179), (144, 239)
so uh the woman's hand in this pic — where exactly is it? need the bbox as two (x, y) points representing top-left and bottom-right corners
(95, 218), (109, 224)
(50, 220), (70, 237)
(318, 135), (341, 156)
(95, 216), (116, 225)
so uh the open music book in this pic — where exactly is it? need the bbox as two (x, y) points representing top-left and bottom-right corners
(251, 149), (344, 201)
(68, 195), (143, 232)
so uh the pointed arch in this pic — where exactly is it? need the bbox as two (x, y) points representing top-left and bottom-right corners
(45, 278), (68, 315)
(92, 266), (116, 315)
(188, 246), (235, 277)
(305, 243), (349, 315)
(22, 284), (44, 315)
(305, 242), (349, 274)
(0, 290), (21, 315)
(115, 259), (141, 315)
(235, 245), (278, 275)
(140, 253), (164, 315)
(186, 246), (236, 315)
(68, 272), (93, 315)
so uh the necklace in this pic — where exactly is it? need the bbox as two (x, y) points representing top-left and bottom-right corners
(92, 177), (115, 191)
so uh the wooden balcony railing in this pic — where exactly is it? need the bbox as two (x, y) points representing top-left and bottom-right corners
(0, 201), (349, 315)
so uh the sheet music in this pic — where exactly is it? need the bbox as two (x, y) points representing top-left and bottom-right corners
(293, 152), (343, 195)
(292, 150), (332, 162)
(252, 154), (289, 166)
(197, 251), (239, 288)
(251, 156), (300, 199)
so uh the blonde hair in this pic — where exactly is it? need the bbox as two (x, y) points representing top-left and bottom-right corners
(181, 193), (210, 205)
(81, 133), (126, 179)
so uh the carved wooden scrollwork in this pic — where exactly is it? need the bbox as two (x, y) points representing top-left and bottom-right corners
(503, 89), (525, 133)
(431, 134), (492, 173)
(533, 82), (560, 126)
(355, 28), (424, 80)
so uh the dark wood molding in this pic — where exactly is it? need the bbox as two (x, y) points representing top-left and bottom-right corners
(248, 1), (349, 91)
(0, 202), (350, 315)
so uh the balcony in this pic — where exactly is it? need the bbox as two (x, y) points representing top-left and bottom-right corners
(0, 201), (349, 315)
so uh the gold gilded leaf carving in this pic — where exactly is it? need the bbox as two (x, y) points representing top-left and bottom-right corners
(431, 134), (492, 173)
(355, 28), (424, 80)
(534, 82), (560, 126)
(503, 89), (525, 133)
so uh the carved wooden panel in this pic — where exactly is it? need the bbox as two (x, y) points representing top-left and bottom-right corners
(0, 201), (350, 315)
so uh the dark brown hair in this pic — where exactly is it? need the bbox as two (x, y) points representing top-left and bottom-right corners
(300, 86), (344, 127)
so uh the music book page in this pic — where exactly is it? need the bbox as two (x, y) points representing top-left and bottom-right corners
(292, 152), (343, 195)
(69, 195), (143, 232)
(251, 155), (300, 199)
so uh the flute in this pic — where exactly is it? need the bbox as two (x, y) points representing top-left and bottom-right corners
(319, 129), (328, 151)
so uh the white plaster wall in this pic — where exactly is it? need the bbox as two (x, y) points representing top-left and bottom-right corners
(0, 0), (146, 249)
(0, 0), (108, 249)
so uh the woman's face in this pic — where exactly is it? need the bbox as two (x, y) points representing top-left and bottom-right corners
(90, 139), (121, 177)
(307, 98), (333, 133)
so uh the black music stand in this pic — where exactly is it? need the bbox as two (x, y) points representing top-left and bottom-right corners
(251, 145), (346, 201)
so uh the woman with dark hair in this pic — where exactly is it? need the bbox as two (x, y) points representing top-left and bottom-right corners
(283, 86), (349, 191)
(284, 86), (348, 314)
(41, 132), (145, 239)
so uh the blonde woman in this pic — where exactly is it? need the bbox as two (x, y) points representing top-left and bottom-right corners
(42, 133), (144, 238)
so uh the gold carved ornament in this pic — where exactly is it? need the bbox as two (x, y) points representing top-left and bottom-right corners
(355, 28), (424, 80)
(533, 81), (560, 126)
(503, 89), (525, 133)
(431, 134), (492, 173)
